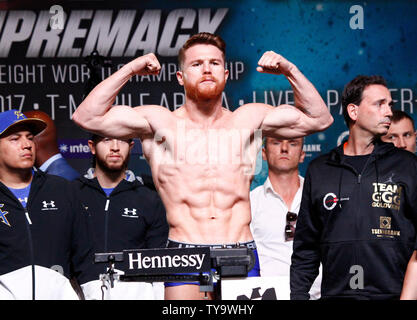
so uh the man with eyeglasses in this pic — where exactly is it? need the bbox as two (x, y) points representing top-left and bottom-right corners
(291, 75), (417, 300)
(250, 136), (321, 299)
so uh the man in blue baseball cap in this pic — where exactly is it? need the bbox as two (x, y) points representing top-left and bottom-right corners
(0, 110), (46, 178)
(0, 109), (46, 137)
(0, 109), (95, 299)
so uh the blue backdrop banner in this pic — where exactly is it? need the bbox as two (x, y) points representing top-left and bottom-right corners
(0, 0), (415, 188)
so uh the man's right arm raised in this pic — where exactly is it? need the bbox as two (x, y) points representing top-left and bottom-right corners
(73, 53), (170, 140)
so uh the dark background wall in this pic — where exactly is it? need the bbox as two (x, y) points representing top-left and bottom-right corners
(0, 0), (416, 189)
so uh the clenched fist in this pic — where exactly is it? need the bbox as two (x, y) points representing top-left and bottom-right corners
(256, 51), (295, 76)
(129, 53), (161, 76)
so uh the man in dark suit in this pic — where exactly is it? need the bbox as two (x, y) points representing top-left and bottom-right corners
(24, 110), (79, 181)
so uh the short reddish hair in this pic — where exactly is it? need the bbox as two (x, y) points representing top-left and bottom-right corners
(178, 32), (226, 69)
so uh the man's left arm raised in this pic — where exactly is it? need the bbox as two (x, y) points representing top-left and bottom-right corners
(238, 51), (333, 139)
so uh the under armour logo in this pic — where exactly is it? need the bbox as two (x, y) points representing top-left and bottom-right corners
(41, 200), (58, 211)
(122, 208), (138, 218)
(18, 197), (28, 206)
(0, 204), (11, 227)
(43, 201), (55, 208)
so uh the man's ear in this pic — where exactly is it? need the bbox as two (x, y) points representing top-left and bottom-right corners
(129, 140), (135, 151)
(176, 71), (184, 86)
(347, 104), (359, 122)
(224, 68), (229, 81)
(262, 146), (267, 161)
(87, 140), (96, 155)
(299, 150), (306, 164)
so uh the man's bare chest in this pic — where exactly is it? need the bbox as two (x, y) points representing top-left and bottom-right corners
(150, 120), (261, 166)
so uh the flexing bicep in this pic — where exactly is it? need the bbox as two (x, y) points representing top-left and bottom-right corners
(77, 105), (171, 140)
(98, 105), (152, 139)
(235, 102), (330, 139)
(261, 104), (330, 138)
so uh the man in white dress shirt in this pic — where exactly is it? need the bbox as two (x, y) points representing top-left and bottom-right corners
(250, 136), (321, 299)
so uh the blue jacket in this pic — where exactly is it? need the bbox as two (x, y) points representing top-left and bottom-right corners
(44, 157), (80, 181)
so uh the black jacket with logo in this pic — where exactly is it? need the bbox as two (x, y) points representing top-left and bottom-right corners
(290, 140), (417, 300)
(72, 169), (169, 276)
(0, 170), (94, 299)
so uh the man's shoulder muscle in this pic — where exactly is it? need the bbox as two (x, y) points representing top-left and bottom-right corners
(232, 103), (272, 129)
(132, 105), (176, 137)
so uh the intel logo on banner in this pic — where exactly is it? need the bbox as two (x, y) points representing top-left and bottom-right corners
(58, 139), (90, 159)
(57, 138), (143, 159)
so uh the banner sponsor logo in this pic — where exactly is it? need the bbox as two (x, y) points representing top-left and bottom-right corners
(0, 8), (228, 58)
(57, 138), (143, 158)
(58, 139), (91, 158)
